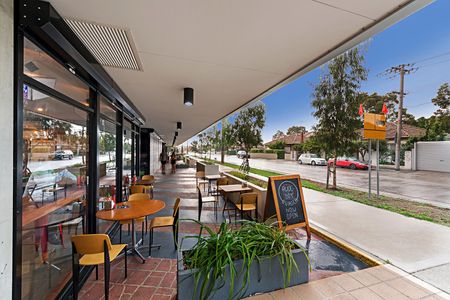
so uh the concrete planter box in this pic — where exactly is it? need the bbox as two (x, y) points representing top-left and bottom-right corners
(196, 161), (219, 176)
(222, 172), (267, 221)
(250, 152), (278, 159)
(177, 247), (309, 300)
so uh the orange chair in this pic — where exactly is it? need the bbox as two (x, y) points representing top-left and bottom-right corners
(235, 192), (258, 223)
(119, 193), (150, 243)
(148, 198), (181, 256)
(71, 234), (127, 300)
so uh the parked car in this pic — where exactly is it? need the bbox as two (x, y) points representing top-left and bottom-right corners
(298, 154), (326, 166)
(237, 150), (250, 159)
(51, 150), (74, 160)
(328, 156), (368, 170)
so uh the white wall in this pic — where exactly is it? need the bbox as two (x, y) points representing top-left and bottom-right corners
(0, 0), (14, 295)
(149, 133), (162, 175)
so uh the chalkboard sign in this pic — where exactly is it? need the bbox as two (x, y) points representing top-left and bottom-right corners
(264, 175), (311, 238)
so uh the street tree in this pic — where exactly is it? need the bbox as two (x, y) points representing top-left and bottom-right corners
(432, 82), (450, 132)
(220, 117), (234, 163)
(232, 103), (265, 170)
(190, 140), (199, 153)
(286, 126), (306, 135)
(311, 48), (368, 189)
(272, 130), (285, 140)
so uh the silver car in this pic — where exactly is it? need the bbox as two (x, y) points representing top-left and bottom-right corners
(298, 153), (326, 166)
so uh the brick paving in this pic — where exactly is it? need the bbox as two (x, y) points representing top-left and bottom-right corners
(79, 167), (403, 299)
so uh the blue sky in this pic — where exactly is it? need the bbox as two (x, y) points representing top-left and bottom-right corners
(191, 1), (450, 144)
(259, 0), (450, 142)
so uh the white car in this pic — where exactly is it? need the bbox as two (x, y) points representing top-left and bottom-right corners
(298, 153), (326, 166)
(237, 150), (250, 159)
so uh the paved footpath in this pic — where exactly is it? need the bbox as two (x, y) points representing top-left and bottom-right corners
(217, 164), (450, 295)
(303, 188), (450, 295)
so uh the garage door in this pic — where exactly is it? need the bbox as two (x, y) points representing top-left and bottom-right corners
(416, 141), (450, 172)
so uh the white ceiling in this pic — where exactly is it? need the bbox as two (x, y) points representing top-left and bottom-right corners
(48, 0), (432, 145)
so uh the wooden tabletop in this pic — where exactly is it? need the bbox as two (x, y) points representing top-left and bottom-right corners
(219, 184), (252, 193)
(96, 199), (165, 221)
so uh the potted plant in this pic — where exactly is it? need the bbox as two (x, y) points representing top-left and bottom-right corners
(177, 220), (309, 300)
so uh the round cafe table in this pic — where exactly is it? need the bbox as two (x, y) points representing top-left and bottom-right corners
(96, 199), (165, 263)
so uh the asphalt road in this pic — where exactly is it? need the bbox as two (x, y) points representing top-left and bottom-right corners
(204, 153), (450, 209)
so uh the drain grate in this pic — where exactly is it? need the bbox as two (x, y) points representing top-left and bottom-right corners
(65, 19), (142, 71)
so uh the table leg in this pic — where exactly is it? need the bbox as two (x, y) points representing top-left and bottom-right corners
(131, 219), (146, 263)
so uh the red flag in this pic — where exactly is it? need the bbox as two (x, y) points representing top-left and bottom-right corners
(382, 103), (388, 114)
(358, 104), (364, 116)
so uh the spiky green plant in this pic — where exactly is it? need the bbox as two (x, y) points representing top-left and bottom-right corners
(180, 220), (309, 300)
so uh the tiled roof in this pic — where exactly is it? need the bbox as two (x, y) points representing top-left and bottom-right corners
(266, 133), (305, 145)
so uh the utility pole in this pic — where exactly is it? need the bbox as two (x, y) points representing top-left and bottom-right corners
(381, 63), (417, 171)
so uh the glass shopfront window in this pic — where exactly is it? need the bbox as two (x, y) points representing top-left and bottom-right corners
(24, 38), (90, 106)
(123, 120), (132, 178)
(21, 85), (88, 300)
(98, 118), (117, 232)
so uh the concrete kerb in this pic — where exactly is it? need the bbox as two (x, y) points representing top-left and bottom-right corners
(309, 223), (383, 268)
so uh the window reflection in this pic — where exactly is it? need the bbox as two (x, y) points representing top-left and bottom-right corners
(24, 38), (90, 106)
(21, 86), (88, 300)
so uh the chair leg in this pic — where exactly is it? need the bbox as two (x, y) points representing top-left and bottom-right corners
(124, 245), (128, 278)
(119, 225), (122, 244)
(198, 202), (202, 221)
(148, 228), (153, 257)
(72, 257), (79, 300)
(104, 261), (110, 300)
(127, 223), (130, 235)
(141, 222), (145, 243)
(96, 265), (98, 280)
(172, 225), (177, 249)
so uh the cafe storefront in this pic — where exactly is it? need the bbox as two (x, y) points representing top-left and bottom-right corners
(13, 1), (153, 298)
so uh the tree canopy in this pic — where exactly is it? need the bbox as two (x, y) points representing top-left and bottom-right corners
(232, 103), (266, 153)
(312, 48), (367, 189)
(272, 130), (285, 140)
(286, 125), (306, 135)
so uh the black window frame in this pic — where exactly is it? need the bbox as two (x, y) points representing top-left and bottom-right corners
(13, 1), (145, 298)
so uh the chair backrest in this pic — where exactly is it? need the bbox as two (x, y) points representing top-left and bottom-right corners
(173, 197), (181, 223)
(217, 178), (228, 186)
(128, 193), (150, 201)
(196, 171), (205, 179)
(71, 234), (112, 255)
(142, 175), (154, 181)
(130, 185), (146, 194)
(240, 192), (258, 204)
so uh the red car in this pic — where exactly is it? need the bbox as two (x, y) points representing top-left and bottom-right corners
(328, 156), (368, 170)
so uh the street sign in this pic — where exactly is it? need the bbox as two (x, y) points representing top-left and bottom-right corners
(364, 113), (386, 140)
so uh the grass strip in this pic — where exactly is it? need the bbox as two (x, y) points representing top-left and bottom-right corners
(196, 156), (449, 227)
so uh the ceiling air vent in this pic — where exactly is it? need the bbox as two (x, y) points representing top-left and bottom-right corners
(65, 19), (142, 71)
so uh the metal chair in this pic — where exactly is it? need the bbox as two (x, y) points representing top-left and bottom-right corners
(235, 192), (258, 223)
(196, 171), (208, 192)
(148, 198), (181, 256)
(197, 186), (218, 221)
(71, 234), (127, 300)
(119, 193), (149, 243)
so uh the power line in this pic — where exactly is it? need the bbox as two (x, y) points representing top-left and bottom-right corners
(410, 50), (450, 65)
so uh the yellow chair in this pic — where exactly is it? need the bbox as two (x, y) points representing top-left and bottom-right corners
(235, 192), (258, 223)
(71, 234), (127, 300)
(140, 175), (155, 198)
(119, 193), (150, 243)
(141, 174), (154, 181)
(148, 198), (181, 256)
(129, 184), (150, 195)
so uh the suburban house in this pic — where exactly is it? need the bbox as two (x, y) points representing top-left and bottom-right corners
(265, 132), (311, 160)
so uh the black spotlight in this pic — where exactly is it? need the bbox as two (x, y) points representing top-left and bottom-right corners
(175, 131), (178, 137)
(184, 87), (193, 106)
(177, 121), (182, 130)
